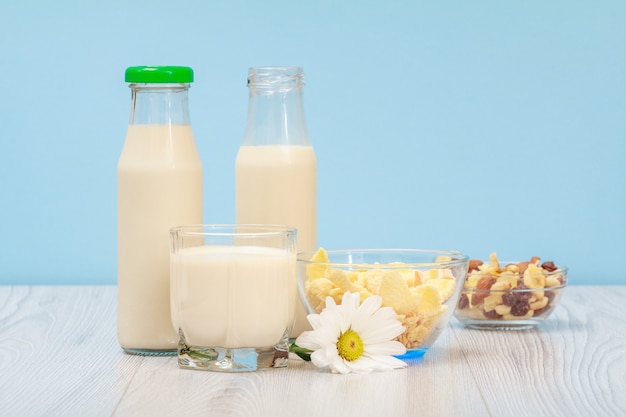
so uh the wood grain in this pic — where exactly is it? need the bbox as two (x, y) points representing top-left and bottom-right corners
(0, 285), (624, 417)
(0, 286), (139, 417)
(449, 285), (626, 417)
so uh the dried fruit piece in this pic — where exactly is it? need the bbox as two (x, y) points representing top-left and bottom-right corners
(471, 276), (496, 305)
(516, 291), (532, 304)
(523, 264), (546, 289)
(488, 252), (500, 272)
(483, 294), (503, 312)
(545, 275), (562, 287)
(477, 275), (496, 289)
(530, 296), (549, 311)
(541, 261), (557, 272)
(458, 293), (469, 309)
(517, 261), (530, 274)
(496, 272), (519, 288)
(502, 293), (517, 307)
(534, 301), (554, 316)
(468, 260), (483, 272)
(491, 281), (512, 291)
(483, 309), (502, 319)
(510, 302), (530, 316)
(495, 304), (512, 315)
(512, 282), (532, 304)
(466, 273), (482, 289)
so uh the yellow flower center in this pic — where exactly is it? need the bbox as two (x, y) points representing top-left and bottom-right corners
(336, 329), (364, 361)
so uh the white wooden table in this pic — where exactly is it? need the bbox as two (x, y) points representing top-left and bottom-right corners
(0, 285), (624, 417)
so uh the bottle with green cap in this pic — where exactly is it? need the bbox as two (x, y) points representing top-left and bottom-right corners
(117, 66), (202, 355)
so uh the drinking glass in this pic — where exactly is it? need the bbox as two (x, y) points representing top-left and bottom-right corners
(170, 224), (297, 372)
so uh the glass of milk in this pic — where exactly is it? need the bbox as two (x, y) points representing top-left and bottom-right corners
(170, 224), (297, 372)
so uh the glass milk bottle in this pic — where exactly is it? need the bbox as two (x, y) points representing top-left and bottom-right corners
(235, 66), (317, 337)
(118, 66), (203, 355)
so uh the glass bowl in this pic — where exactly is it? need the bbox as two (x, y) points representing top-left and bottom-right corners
(296, 249), (469, 360)
(454, 256), (568, 330)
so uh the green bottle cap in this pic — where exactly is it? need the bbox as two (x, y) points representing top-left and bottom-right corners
(125, 66), (194, 83)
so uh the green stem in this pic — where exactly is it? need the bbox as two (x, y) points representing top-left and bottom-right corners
(289, 342), (313, 361)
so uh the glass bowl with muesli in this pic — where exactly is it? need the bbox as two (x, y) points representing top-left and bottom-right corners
(296, 248), (469, 360)
(453, 252), (568, 330)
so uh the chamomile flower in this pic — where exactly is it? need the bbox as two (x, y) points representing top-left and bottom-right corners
(295, 291), (407, 374)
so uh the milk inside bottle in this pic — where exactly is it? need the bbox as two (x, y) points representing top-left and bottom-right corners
(118, 66), (202, 354)
(235, 66), (317, 337)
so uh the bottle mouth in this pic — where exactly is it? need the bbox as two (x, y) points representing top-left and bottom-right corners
(128, 83), (190, 91)
(247, 66), (304, 88)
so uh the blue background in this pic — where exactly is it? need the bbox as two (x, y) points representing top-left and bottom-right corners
(1, 1), (624, 285)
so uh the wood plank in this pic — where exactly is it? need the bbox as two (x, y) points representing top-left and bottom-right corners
(113, 327), (489, 417)
(0, 286), (139, 417)
(450, 285), (626, 417)
(0, 285), (624, 417)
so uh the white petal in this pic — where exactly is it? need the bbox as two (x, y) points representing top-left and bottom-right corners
(319, 298), (354, 334)
(294, 331), (320, 351)
(356, 295), (383, 318)
(364, 340), (407, 356)
(340, 291), (357, 310)
(343, 354), (402, 373)
(310, 349), (332, 368)
(362, 307), (401, 328)
(352, 296), (382, 333)
(317, 327), (342, 347)
(343, 358), (375, 374)
(318, 310), (346, 337)
(362, 354), (408, 371)
(359, 321), (405, 345)
(323, 295), (339, 312)
(297, 322), (341, 351)
(329, 358), (351, 374)
(306, 313), (322, 330)
(373, 305), (401, 321)
(327, 305), (351, 333)
(314, 343), (342, 371)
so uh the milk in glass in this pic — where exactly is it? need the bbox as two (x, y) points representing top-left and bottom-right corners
(172, 245), (293, 348)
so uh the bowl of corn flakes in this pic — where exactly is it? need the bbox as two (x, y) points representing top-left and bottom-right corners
(297, 248), (469, 360)
(454, 252), (568, 330)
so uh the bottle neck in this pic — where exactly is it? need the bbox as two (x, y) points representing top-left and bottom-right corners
(243, 67), (311, 146)
(128, 83), (191, 125)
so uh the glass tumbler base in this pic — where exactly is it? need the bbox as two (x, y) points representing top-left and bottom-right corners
(177, 336), (289, 372)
